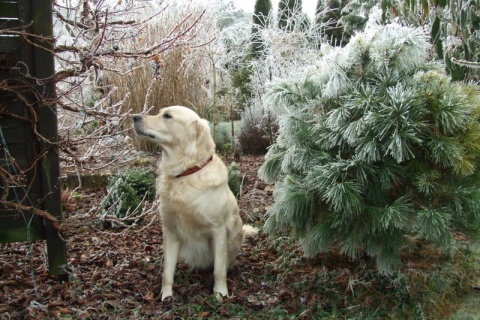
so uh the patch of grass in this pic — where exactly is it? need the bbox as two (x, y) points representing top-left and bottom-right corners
(450, 294), (480, 320)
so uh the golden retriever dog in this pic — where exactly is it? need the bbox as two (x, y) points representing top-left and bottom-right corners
(132, 106), (257, 301)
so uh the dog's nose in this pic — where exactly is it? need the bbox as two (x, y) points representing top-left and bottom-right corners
(133, 115), (141, 122)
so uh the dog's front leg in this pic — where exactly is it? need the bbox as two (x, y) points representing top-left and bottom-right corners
(212, 227), (228, 297)
(161, 228), (180, 300)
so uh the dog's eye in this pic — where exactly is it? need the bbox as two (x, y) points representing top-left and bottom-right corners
(163, 113), (172, 119)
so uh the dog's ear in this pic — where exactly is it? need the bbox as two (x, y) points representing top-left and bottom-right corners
(185, 119), (215, 158)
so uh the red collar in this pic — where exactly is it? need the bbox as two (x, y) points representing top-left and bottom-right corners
(176, 156), (213, 178)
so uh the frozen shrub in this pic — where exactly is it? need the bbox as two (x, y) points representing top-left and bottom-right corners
(101, 168), (156, 227)
(238, 111), (276, 155)
(260, 15), (480, 274)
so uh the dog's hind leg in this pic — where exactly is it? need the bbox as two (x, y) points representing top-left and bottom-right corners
(212, 227), (229, 297)
(161, 228), (181, 300)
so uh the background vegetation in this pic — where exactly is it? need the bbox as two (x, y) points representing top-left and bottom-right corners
(57, 0), (480, 317)
(2, 0), (479, 318)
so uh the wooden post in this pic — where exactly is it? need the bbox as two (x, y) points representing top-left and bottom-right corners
(31, 0), (67, 279)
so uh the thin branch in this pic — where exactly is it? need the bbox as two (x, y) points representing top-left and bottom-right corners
(1, 201), (61, 230)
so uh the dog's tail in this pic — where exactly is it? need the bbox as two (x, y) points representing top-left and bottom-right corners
(242, 224), (259, 239)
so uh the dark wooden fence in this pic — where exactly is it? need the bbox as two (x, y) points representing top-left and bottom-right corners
(0, 0), (67, 277)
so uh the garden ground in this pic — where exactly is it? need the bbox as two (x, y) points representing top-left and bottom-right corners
(1, 155), (480, 319)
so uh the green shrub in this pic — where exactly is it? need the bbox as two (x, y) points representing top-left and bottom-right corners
(213, 121), (240, 153)
(214, 122), (232, 152)
(101, 168), (156, 227)
(227, 162), (242, 199)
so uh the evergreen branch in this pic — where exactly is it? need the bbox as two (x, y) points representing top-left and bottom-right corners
(450, 58), (480, 69)
(416, 209), (453, 247)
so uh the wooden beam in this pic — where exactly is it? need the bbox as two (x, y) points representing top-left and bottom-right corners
(30, 0), (67, 279)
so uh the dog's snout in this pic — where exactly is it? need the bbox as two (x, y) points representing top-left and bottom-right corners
(133, 115), (141, 122)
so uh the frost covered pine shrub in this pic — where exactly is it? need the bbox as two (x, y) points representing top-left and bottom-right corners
(101, 168), (156, 227)
(259, 15), (480, 274)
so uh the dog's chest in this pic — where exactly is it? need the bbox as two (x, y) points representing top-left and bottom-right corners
(161, 200), (213, 242)
(157, 175), (201, 203)
(157, 176), (214, 232)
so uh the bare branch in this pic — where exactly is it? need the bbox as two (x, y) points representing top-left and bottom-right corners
(1, 201), (61, 230)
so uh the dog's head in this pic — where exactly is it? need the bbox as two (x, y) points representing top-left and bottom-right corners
(133, 106), (215, 159)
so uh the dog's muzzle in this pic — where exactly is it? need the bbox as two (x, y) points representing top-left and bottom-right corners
(132, 115), (147, 137)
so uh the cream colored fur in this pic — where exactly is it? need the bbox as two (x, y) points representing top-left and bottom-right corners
(133, 106), (257, 301)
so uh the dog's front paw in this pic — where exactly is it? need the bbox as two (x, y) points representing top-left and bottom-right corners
(161, 292), (173, 301)
(213, 285), (228, 301)
(214, 291), (226, 303)
(161, 285), (173, 301)
(161, 296), (174, 310)
(214, 286), (228, 295)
